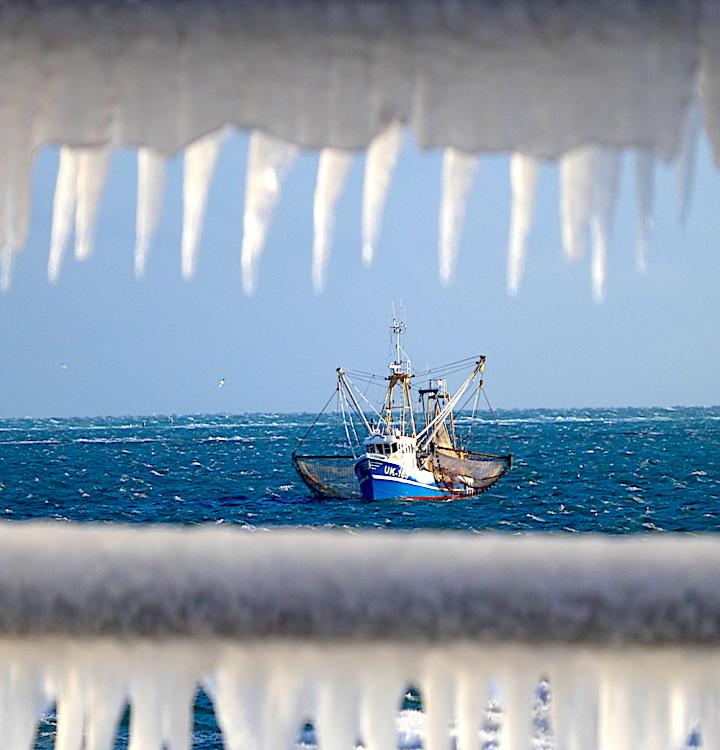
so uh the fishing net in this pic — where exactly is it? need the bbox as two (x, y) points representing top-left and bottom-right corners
(431, 447), (512, 496)
(292, 454), (361, 499)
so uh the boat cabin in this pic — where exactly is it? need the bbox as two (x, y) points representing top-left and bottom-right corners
(363, 434), (416, 458)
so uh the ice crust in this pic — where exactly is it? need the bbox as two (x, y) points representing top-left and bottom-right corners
(1, 524), (720, 748)
(1, 523), (720, 643)
(0, 0), (713, 296)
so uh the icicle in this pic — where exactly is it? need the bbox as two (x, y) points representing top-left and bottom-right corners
(182, 130), (224, 280)
(699, 681), (720, 750)
(55, 669), (85, 750)
(312, 148), (353, 293)
(597, 676), (635, 750)
(75, 147), (111, 261)
(0, 664), (46, 749)
(83, 673), (126, 750)
(128, 677), (163, 750)
(159, 678), (195, 750)
(589, 149), (620, 303)
(0, 146), (33, 288)
(455, 667), (487, 750)
(498, 676), (533, 750)
(668, 681), (692, 750)
(359, 656), (404, 750)
(635, 150), (654, 274)
(134, 148), (166, 278)
(48, 147), (81, 284)
(676, 100), (700, 226)
(240, 131), (298, 295)
(559, 148), (595, 261)
(550, 667), (598, 750)
(0, 244), (13, 293)
(507, 153), (539, 296)
(262, 668), (307, 750)
(422, 670), (454, 750)
(212, 663), (267, 750)
(636, 682), (669, 750)
(439, 148), (478, 284)
(362, 123), (403, 266)
(315, 675), (361, 750)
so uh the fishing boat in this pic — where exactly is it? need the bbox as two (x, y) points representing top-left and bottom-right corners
(292, 314), (512, 500)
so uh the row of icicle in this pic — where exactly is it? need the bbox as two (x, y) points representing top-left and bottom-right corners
(0, 646), (708, 750)
(3, 105), (700, 301)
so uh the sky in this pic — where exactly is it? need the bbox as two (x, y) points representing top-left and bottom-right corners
(0, 132), (719, 417)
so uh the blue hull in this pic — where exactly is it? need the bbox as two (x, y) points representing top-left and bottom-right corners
(354, 457), (447, 500)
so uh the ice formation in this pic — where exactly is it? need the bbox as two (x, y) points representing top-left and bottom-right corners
(507, 154), (539, 297)
(0, 0), (713, 297)
(182, 130), (225, 280)
(362, 124), (403, 267)
(439, 149), (479, 285)
(313, 149), (354, 292)
(1, 524), (720, 748)
(134, 149), (166, 279)
(240, 132), (298, 295)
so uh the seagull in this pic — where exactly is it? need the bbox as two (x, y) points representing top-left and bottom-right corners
(60, 362), (69, 372)
(218, 378), (225, 389)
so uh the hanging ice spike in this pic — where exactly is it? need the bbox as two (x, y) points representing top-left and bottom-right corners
(507, 153), (540, 296)
(0, 640), (713, 750)
(134, 148), (166, 279)
(3, 125), (700, 299)
(312, 148), (354, 293)
(182, 130), (225, 280)
(362, 124), (403, 267)
(240, 131), (298, 295)
(438, 148), (479, 285)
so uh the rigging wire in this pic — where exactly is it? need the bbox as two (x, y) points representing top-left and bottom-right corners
(467, 381), (482, 446)
(338, 383), (357, 457)
(344, 372), (382, 420)
(294, 386), (338, 451)
(482, 386), (500, 427)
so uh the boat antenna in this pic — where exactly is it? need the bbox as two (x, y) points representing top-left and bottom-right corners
(389, 304), (411, 375)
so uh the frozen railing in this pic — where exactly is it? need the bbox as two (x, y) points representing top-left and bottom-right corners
(1, 522), (720, 748)
(0, 0), (715, 297)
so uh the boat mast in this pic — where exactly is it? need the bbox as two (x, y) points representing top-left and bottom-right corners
(384, 308), (415, 436)
(416, 357), (485, 452)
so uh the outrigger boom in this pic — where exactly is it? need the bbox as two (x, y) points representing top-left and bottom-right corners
(293, 314), (512, 500)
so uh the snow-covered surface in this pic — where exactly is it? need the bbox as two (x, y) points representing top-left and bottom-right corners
(0, 0), (712, 295)
(2, 522), (720, 643)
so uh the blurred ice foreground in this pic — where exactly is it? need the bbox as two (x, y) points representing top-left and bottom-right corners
(1, 523), (720, 748)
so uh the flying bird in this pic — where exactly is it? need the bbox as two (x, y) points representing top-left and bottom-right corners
(218, 378), (225, 389)
(60, 363), (69, 372)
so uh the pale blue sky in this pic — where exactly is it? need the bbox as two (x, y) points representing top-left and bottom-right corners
(1, 132), (718, 417)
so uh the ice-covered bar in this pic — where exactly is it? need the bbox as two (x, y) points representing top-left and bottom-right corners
(0, 0), (714, 297)
(1, 523), (720, 748)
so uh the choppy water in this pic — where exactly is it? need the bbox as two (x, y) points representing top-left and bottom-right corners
(1, 406), (718, 748)
(1, 407), (718, 531)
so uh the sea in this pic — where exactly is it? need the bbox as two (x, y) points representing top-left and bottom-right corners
(0, 406), (718, 747)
